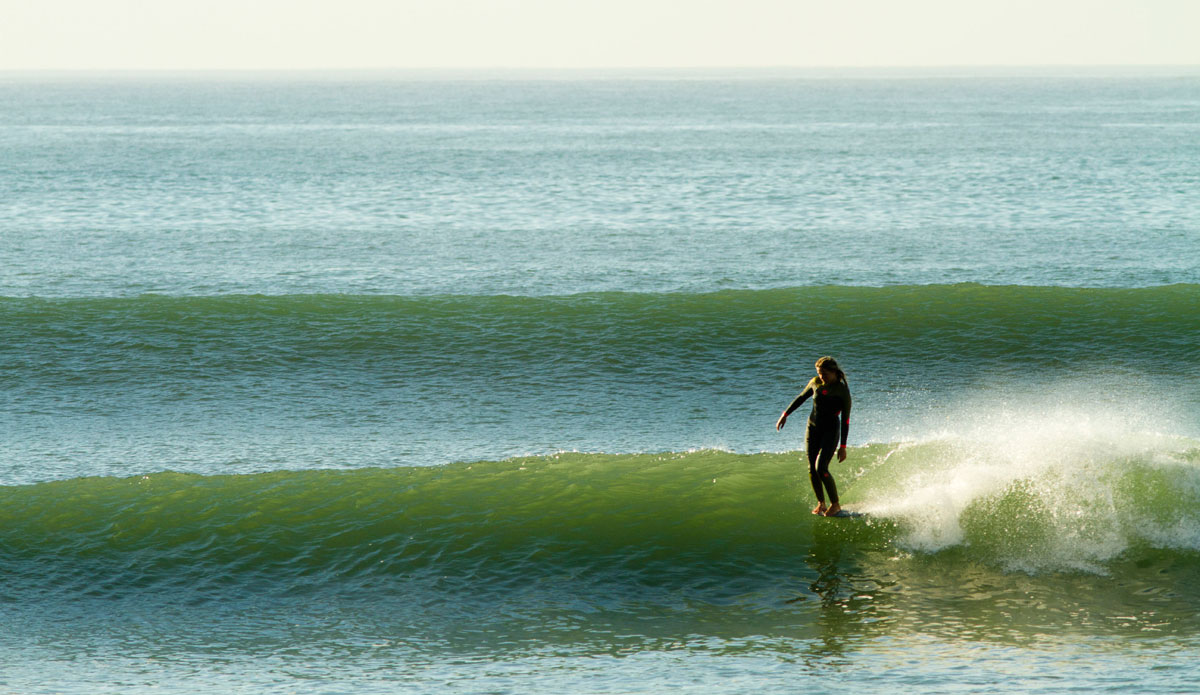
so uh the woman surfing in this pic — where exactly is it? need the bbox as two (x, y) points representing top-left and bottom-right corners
(776, 357), (852, 517)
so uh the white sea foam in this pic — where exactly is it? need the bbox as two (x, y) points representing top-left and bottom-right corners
(855, 393), (1200, 572)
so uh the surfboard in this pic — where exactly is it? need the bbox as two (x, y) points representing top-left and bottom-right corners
(827, 508), (865, 518)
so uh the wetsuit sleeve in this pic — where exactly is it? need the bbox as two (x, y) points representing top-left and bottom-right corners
(783, 379), (816, 417)
(840, 389), (852, 447)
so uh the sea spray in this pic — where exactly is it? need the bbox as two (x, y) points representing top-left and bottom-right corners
(852, 404), (1200, 572)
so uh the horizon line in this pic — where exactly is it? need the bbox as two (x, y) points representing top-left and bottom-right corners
(3, 64), (1199, 82)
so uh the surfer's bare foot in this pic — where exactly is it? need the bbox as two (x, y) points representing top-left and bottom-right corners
(823, 504), (842, 517)
(812, 503), (827, 515)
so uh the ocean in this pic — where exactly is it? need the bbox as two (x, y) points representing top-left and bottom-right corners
(1, 69), (1198, 693)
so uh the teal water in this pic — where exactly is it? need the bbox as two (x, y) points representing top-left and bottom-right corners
(2, 73), (1198, 296)
(1, 71), (1199, 693)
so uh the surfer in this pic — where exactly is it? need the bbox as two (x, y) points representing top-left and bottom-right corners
(775, 356), (852, 517)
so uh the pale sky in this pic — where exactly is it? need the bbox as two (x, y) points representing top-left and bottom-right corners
(3, 0), (1198, 71)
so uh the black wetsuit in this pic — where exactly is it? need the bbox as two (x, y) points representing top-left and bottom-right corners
(783, 378), (852, 505)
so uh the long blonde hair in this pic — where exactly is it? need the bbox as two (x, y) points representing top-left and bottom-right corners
(815, 356), (847, 385)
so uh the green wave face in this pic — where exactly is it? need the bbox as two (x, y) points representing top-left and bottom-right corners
(4, 434), (1198, 592)
(4, 437), (1200, 646)
(0, 453), (817, 596)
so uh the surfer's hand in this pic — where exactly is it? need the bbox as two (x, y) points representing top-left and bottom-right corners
(775, 412), (787, 431)
(837, 447), (847, 462)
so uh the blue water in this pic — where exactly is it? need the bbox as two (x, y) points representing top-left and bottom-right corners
(1, 69), (1199, 693)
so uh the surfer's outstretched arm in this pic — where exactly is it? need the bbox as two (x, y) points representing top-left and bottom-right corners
(776, 379), (816, 430)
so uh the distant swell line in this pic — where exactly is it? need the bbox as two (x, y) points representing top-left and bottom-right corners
(3, 284), (1197, 362)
